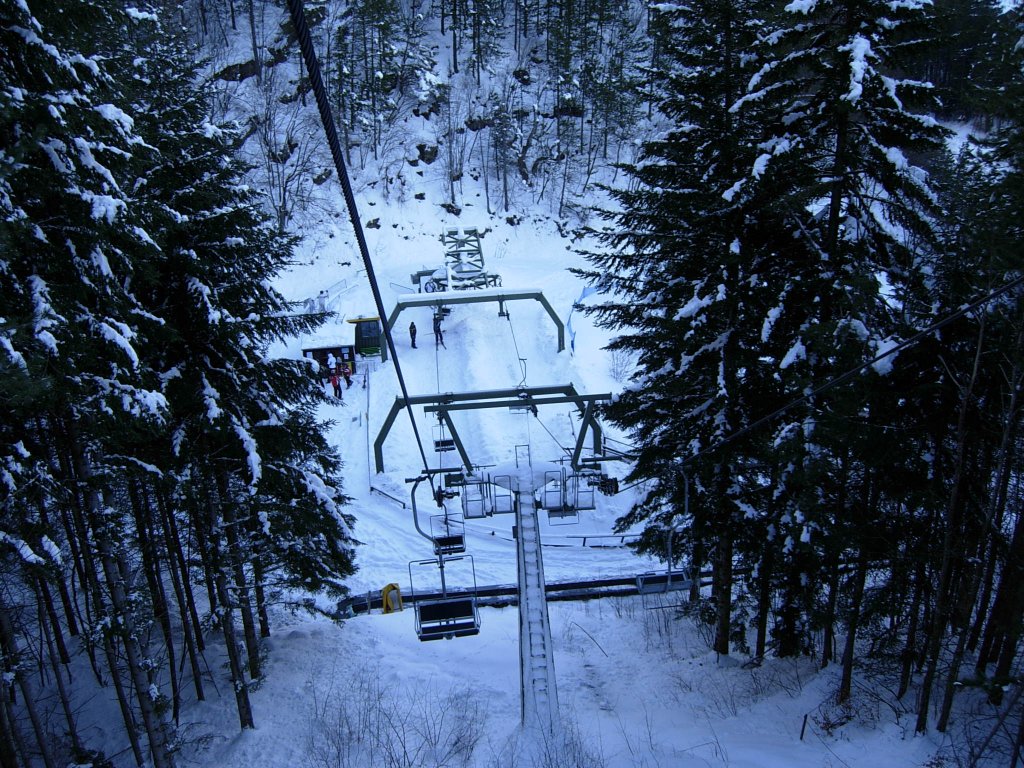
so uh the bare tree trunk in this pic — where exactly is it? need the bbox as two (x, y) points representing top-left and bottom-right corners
(0, 601), (57, 768)
(838, 547), (869, 704)
(70, 437), (177, 768)
(755, 541), (773, 661)
(939, 325), (1021, 729)
(130, 479), (182, 724)
(0, 680), (26, 768)
(204, 484), (255, 730)
(37, 582), (83, 754)
(158, 489), (206, 702)
(821, 561), (840, 669)
(222, 498), (261, 680)
(159, 490), (205, 653)
(253, 557), (271, 638)
(916, 316), (986, 734)
(898, 559), (925, 700)
(246, 0), (261, 82)
(37, 577), (71, 665)
(69, 478), (146, 767)
(713, 525), (733, 656)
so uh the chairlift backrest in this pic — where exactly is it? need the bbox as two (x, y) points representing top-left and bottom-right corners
(433, 533), (465, 555)
(636, 571), (691, 595)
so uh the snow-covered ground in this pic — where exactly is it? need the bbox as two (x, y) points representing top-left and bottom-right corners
(169, 176), (952, 767)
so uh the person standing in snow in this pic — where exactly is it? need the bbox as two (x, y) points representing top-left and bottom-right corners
(330, 372), (342, 399)
(340, 363), (352, 388)
(409, 321), (417, 348)
(433, 314), (446, 349)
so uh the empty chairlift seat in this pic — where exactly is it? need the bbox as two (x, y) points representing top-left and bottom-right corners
(429, 514), (466, 555)
(408, 553), (481, 641)
(415, 598), (480, 641)
(433, 533), (465, 555)
(636, 571), (692, 595)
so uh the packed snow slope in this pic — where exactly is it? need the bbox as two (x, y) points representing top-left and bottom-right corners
(171, 179), (952, 767)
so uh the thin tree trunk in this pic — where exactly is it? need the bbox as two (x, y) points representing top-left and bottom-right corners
(838, 547), (869, 704)
(253, 557), (271, 638)
(0, 601), (57, 768)
(714, 525), (733, 656)
(193, 501), (220, 625)
(31, 464), (81, 640)
(898, 558), (925, 700)
(158, 489), (206, 702)
(755, 540), (774, 662)
(70, 436), (177, 768)
(0, 680), (26, 768)
(940, 334), (1021, 727)
(916, 316), (986, 734)
(37, 583), (83, 754)
(159, 490), (205, 653)
(63, 439), (146, 766)
(130, 479), (182, 724)
(204, 486), (255, 730)
(37, 577), (71, 665)
(821, 561), (840, 669)
(246, 0), (261, 82)
(223, 499), (261, 680)
(968, 551), (998, 654)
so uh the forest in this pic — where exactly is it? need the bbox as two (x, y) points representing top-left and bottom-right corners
(1, 0), (1023, 765)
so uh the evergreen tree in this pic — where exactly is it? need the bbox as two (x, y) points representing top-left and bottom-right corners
(1, 1), (180, 764)
(580, 0), (783, 655)
(735, 0), (946, 657)
(124, 11), (357, 729)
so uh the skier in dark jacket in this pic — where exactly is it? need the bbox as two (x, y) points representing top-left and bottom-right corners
(433, 314), (446, 349)
(409, 321), (417, 348)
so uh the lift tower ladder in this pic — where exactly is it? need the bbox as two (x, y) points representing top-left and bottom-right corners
(515, 467), (559, 733)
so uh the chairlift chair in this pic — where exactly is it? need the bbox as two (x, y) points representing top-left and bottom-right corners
(432, 423), (456, 454)
(537, 468), (593, 525)
(415, 598), (480, 641)
(490, 474), (515, 514)
(408, 554), (480, 641)
(429, 513), (466, 555)
(460, 476), (492, 519)
(636, 571), (692, 595)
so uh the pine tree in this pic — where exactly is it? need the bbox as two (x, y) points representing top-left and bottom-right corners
(123, 10), (356, 729)
(580, 0), (785, 655)
(733, 0), (947, 658)
(1, 0), (181, 764)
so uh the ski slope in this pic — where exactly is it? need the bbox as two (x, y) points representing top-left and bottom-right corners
(203, 205), (952, 768)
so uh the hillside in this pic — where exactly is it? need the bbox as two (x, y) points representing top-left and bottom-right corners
(176, 201), (950, 768)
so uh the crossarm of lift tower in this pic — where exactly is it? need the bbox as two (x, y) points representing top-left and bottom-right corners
(372, 385), (620, 474)
(384, 289), (566, 360)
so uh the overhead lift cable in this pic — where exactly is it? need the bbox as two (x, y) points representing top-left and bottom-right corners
(285, 0), (436, 492)
(684, 274), (1024, 470)
(503, 309), (528, 386)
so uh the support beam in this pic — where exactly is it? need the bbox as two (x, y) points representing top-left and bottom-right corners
(387, 289), (566, 352)
(572, 399), (603, 469)
(423, 394), (610, 413)
(373, 384), (611, 473)
(437, 410), (473, 472)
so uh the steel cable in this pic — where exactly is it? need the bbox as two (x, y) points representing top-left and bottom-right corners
(285, 0), (435, 490)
